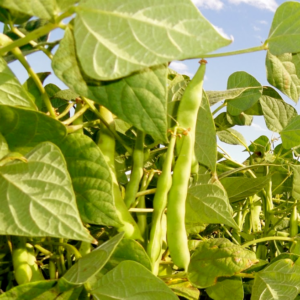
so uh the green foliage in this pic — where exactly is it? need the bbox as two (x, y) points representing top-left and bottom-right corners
(1, 1), (300, 299)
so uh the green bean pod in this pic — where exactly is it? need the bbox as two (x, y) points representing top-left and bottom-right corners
(290, 201), (298, 238)
(167, 61), (207, 270)
(147, 128), (177, 272)
(124, 130), (145, 208)
(11, 237), (32, 285)
(26, 244), (44, 281)
(97, 106), (143, 241)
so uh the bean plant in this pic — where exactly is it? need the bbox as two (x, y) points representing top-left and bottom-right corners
(0, 0), (300, 299)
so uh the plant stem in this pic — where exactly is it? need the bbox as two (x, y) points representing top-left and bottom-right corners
(57, 102), (74, 119)
(0, 9), (74, 56)
(159, 272), (187, 279)
(67, 119), (101, 133)
(62, 103), (89, 125)
(212, 102), (226, 115)
(41, 242), (81, 259)
(203, 45), (267, 59)
(220, 224), (240, 245)
(82, 97), (133, 155)
(129, 208), (154, 213)
(242, 236), (294, 248)
(136, 188), (157, 198)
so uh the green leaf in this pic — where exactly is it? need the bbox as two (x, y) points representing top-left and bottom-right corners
(0, 58), (35, 109)
(74, 0), (231, 80)
(267, 2), (300, 55)
(187, 184), (238, 229)
(266, 51), (300, 103)
(52, 28), (168, 142)
(214, 112), (234, 131)
(59, 232), (124, 288)
(0, 0), (76, 20)
(206, 277), (244, 300)
(226, 72), (262, 116)
(0, 280), (56, 300)
(248, 135), (271, 155)
(280, 115), (300, 149)
(187, 238), (257, 288)
(0, 132), (9, 159)
(0, 105), (66, 154)
(0, 142), (93, 242)
(195, 91), (217, 172)
(226, 112), (253, 126)
(90, 261), (178, 300)
(217, 128), (247, 146)
(252, 257), (300, 300)
(291, 165), (300, 200)
(207, 87), (261, 106)
(220, 176), (270, 203)
(168, 280), (200, 300)
(58, 134), (121, 227)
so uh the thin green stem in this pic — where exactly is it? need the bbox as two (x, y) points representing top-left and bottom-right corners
(220, 224), (240, 245)
(0, 9), (74, 56)
(129, 208), (154, 213)
(57, 102), (74, 119)
(34, 244), (52, 256)
(242, 236), (294, 248)
(159, 272), (187, 279)
(212, 102), (226, 115)
(41, 242), (81, 260)
(82, 97), (133, 155)
(62, 103), (89, 125)
(203, 45), (267, 59)
(136, 188), (157, 198)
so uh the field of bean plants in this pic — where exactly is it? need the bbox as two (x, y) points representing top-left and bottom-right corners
(0, 0), (300, 299)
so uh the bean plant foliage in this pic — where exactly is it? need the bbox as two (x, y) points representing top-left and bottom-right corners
(1, 1), (300, 299)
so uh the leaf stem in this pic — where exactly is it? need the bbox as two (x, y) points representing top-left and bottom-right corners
(135, 188), (157, 198)
(242, 236), (294, 248)
(212, 102), (226, 115)
(57, 102), (74, 119)
(67, 119), (101, 133)
(62, 103), (89, 125)
(203, 45), (267, 59)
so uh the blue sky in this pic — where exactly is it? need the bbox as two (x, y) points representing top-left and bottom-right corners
(5, 0), (298, 162)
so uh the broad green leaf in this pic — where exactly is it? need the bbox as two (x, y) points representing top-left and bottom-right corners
(187, 184), (238, 229)
(226, 112), (253, 126)
(220, 176), (270, 202)
(266, 51), (300, 103)
(207, 87), (261, 106)
(74, 0), (231, 80)
(291, 165), (300, 200)
(0, 142), (93, 242)
(0, 0), (76, 20)
(280, 115), (300, 149)
(0, 105), (66, 154)
(214, 112), (234, 131)
(206, 277), (244, 300)
(217, 128), (247, 146)
(0, 58), (35, 109)
(0, 280), (56, 300)
(260, 94), (298, 132)
(59, 134), (121, 227)
(252, 258), (300, 300)
(188, 238), (257, 288)
(52, 28), (168, 142)
(101, 239), (152, 273)
(267, 2), (300, 55)
(168, 72), (189, 103)
(0, 7), (31, 24)
(195, 91), (217, 172)
(0, 132), (9, 159)
(248, 136), (271, 155)
(59, 232), (124, 288)
(168, 280), (200, 300)
(226, 72), (262, 116)
(23, 72), (51, 110)
(90, 261), (178, 300)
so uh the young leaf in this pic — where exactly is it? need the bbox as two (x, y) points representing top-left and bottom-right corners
(168, 280), (200, 300)
(0, 142), (93, 242)
(187, 184), (238, 229)
(74, 0), (231, 80)
(220, 176), (270, 203)
(187, 238), (257, 288)
(280, 115), (300, 149)
(214, 112), (234, 131)
(266, 51), (300, 103)
(0, 58), (35, 109)
(59, 232), (124, 289)
(195, 91), (217, 172)
(90, 261), (178, 300)
(0, 105), (66, 154)
(252, 258), (300, 300)
(52, 28), (168, 142)
(206, 277), (244, 300)
(217, 128), (247, 146)
(267, 1), (300, 55)
(58, 134), (122, 227)
(226, 72), (262, 116)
